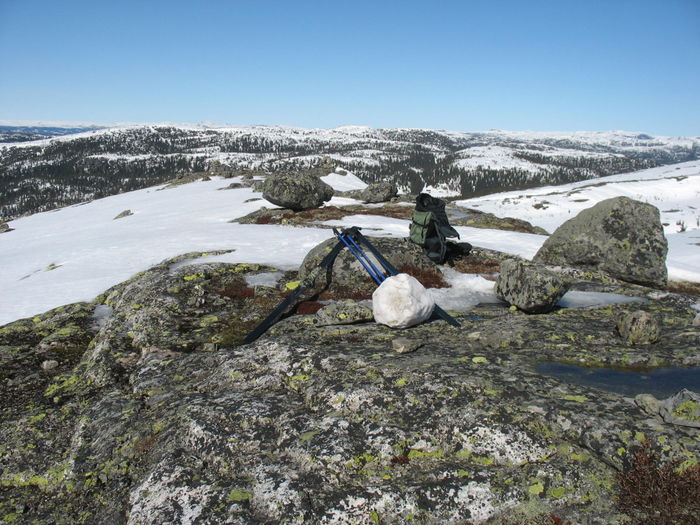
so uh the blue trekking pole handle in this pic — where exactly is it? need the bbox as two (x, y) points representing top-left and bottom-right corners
(334, 229), (384, 285)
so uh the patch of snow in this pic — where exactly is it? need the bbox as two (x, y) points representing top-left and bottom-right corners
(557, 291), (645, 308)
(90, 304), (114, 330)
(244, 272), (284, 288)
(320, 170), (367, 192)
(428, 268), (499, 311)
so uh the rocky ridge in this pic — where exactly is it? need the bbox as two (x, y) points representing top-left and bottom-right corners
(1, 207), (699, 524)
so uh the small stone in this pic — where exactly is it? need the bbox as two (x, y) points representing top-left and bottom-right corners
(41, 360), (59, 371)
(693, 313), (700, 326)
(392, 337), (423, 354)
(616, 310), (661, 344)
(634, 393), (662, 416)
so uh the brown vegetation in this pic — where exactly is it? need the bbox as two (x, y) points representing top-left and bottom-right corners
(295, 301), (325, 315)
(667, 280), (700, 296)
(251, 204), (413, 226)
(218, 282), (255, 300)
(616, 439), (700, 524)
(397, 264), (450, 288)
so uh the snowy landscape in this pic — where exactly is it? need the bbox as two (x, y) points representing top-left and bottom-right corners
(2, 123), (698, 220)
(1, 158), (698, 327)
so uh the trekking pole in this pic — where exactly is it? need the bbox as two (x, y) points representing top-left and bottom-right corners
(243, 238), (346, 344)
(333, 228), (384, 285)
(342, 228), (387, 283)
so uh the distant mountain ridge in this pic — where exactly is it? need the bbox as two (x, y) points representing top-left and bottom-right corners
(1, 124), (698, 221)
(0, 124), (106, 143)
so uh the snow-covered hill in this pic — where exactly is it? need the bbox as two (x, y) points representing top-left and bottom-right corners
(1, 161), (698, 326)
(2, 124), (698, 220)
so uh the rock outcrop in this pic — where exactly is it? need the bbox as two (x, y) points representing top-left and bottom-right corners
(451, 209), (549, 235)
(262, 172), (334, 211)
(533, 197), (668, 288)
(495, 259), (571, 313)
(1, 245), (699, 524)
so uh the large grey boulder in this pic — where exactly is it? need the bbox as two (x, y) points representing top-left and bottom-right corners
(359, 182), (398, 203)
(263, 173), (334, 211)
(495, 259), (570, 313)
(533, 197), (668, 287)
(299, 236), (443, 298)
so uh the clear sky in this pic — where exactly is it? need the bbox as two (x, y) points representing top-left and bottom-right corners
(1, 0), (699, 135)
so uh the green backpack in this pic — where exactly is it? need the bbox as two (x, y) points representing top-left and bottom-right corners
(409, 210), (434, 245)
(409, 193), (460, 264)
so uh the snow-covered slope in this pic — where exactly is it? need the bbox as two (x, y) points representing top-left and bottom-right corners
(1, 163), (699, 326)
(456, 160), (700, 281)
(456, 160), (700, 234)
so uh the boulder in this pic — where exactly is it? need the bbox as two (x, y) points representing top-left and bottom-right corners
(372, 273), (435, 328)
(660, 389), (700, 428)
(359, 182), (398, 203)
(262, 173), (334, 211)
(299, 236), (443, 298)
(495, 259), (570, 313)
(616, 310), (661, 344)
(533, 197), (668, 287)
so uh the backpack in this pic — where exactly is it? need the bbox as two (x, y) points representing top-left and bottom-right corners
(409, 193), (460, 264)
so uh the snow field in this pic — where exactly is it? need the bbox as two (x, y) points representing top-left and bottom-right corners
(1, 163), (699, 326)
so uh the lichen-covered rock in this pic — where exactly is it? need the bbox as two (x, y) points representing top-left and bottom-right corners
(616, 309), (661, 344)
(533, 197), (668, 287)
(315, 300), (373, 326)
(299, 236), (443, 299)
(451, 209), (549, 235)
(392, 337), (423, 354)
(1, 249), (699, 525)
(263, 172), (334, 211)
(495, 259), (570, 313)
(113, 210), (133, 220)
(359, 182), (398, 203)
(635, 393), (662, 417)
(660, 389), (700, 428)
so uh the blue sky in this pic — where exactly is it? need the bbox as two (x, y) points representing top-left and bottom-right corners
(1, 0), (699, 135)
